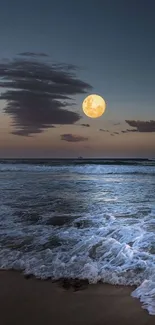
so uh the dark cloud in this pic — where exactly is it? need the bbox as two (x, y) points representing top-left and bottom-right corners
(19, 52), (49, 57)
(121, 129), (138, 133)
(80, 123), (90, 127)
(126, 129), (138, 132)
(125, 120), (155, 132)
(99, 128), (109, 132)
(12, 125), (55, 137)
(61, 134), (88, 142)
(100, 130), (119, 134)
(113, 122), (120, 126)
(0, 54), (92, 136)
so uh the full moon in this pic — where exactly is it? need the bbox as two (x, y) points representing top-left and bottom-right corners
(82, 94), (106, 118)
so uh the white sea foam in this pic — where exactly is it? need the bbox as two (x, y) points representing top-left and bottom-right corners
(0, 212), (155, 313)
(0, 162), (155, 175)
(0, 161), (155, 314)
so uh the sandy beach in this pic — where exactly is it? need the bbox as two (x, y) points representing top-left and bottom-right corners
(0, 271), (154, 325)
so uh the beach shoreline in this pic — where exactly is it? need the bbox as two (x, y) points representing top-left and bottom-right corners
(0, 270), (154, 325)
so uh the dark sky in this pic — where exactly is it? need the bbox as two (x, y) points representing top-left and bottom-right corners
(0, 0), (155, 157)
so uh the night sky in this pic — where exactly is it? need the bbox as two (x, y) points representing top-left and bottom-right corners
(0, 0), (155, 158)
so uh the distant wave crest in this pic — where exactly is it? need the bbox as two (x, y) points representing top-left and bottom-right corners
(0, 162), (155, 175)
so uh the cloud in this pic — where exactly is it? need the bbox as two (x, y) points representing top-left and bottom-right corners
(99, 128), (109, 132)
(61, 134), (88, 142)
(113, 122), (120, 126)
(19, 52), (49, 57)
(12, 125), (56, 137)
(0, 54), (92, 136)
(121, 129), (138, 133)
(125, 120), (155, 132)
(113, 132), (119, 134)
(80, 123), (90, 127)
(126, 129), (138, 132)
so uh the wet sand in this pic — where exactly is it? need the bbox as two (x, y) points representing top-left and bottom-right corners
(0, 270), (154, 325)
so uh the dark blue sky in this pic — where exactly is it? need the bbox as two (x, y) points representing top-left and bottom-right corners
(0, 0), (155, 157)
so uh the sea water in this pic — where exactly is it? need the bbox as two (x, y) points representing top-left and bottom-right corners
(0, 158), (155, 314)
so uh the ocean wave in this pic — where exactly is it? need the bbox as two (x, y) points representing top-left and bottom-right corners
(0, 213), (155, 314)
(0, 158), (155, 167)
(0, 161), (155, 315)
(0, 163), (155, 175)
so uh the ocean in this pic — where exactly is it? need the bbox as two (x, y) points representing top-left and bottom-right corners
(0, 158), (155, 314)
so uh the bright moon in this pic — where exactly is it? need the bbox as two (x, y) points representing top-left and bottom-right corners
(82, 94), (106, 118)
